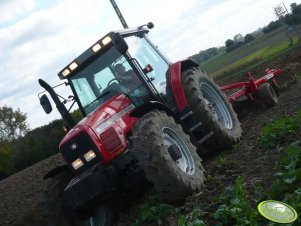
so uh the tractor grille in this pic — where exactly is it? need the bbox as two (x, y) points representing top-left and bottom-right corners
(60, 132), (102, 174)
(99, 127), (122, 152)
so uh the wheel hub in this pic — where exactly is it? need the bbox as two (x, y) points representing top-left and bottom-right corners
(200, 82), (233, 129)
(162, 127), (195, 175)
(204, 98), (219, 121)
(167, 144), (182, 161)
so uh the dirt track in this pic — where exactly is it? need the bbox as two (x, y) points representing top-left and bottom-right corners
(0, 47), (300, 226)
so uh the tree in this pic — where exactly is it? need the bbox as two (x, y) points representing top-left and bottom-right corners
(263, 20), (281, 33)
(290, 3), (301, 24)
(244, 34), (254, 43)
(225, 39), (234, 48)
(291, 3), (301, 15)
(0, 105), (29, 142)
(189, 46), (225, 64)
(233, 34), (244, 42)
(0, 142), (14, 179)
(291, 3), (298, 13)
(225, 39), (236, 52)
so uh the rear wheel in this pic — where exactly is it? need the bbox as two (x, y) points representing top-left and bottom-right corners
(258, 83), (278, 107)
(131, 110), (204, 201)
(182, 68), (242, 155)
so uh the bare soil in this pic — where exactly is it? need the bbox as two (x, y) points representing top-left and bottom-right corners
(0, 47), (300, 226)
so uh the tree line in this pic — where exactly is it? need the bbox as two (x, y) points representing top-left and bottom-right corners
(0, 105), (82, 180)
(190, 2), (301, 62)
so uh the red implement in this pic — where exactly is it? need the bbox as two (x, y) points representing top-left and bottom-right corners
(220, 69), (281, 103)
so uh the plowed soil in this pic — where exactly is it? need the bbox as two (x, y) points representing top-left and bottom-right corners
(0, 47), (300, 226)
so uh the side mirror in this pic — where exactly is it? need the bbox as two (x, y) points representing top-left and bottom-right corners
(40, 94), (52, 114)
(112, 33), (128, 54)
(143, 64), (153, 74)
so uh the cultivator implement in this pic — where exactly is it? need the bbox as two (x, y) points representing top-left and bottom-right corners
(221, 69), (281, 105)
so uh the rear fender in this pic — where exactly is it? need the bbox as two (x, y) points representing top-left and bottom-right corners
(43, 164), (70, 180)
(168, 59), (199, 112)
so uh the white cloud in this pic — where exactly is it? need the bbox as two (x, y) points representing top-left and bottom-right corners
(0, 0), (36, 25)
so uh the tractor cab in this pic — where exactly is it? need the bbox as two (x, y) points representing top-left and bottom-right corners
(58, 24), (174, 117)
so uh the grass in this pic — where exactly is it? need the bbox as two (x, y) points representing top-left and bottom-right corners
(199, 25), (301, 80)
(200, 28), (287, 73)
(211, 37), (299, 79)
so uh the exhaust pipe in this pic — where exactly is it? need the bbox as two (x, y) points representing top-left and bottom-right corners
(39, 79), (75, 129)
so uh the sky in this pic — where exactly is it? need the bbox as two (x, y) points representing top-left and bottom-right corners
(0, 0), (300, 129)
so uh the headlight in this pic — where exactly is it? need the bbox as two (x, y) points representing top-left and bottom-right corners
(62, 68), (70, 77)
(69, 61), (78, 70)
(84, 150), (96, 162)
(102, 36), (112, 45)
(71, 158), (84, 170)
(92, 43), (101, 52)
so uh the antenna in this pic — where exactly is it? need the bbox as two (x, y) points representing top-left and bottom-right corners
(110, 0), (129, 28)
(274, 2), (301, 43)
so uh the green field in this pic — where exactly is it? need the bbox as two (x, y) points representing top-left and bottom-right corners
(201, 25), (301, 78)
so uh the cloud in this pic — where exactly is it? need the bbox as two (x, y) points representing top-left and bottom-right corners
(0, 0), (36, 25)
(0, 0), (109, 128)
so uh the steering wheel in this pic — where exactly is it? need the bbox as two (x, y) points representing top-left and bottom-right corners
(107, 78), (118, 87)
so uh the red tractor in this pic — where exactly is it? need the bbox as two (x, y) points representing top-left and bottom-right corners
(39, 22), (242, 225)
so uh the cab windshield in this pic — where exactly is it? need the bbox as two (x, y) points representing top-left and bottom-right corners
(69, 47), (147, 115)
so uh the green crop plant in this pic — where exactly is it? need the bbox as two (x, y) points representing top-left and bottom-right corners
(258, 110), (301, 149)
(130, 201), (173, 226)
(213, 177), (263, 226)
(178, 208), (206, 226)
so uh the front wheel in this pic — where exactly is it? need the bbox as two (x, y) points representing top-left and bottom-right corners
(41, 168), (82, 226)
(131, 110), (205, 201)
(82, 205), (114, 226)
(41, 169), (114, 226)
(182, 68), (242, 155)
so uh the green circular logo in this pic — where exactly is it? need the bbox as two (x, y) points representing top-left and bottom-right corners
(258, 200), (297, 223)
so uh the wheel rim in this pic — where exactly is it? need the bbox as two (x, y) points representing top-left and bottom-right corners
(84, 206), (107, 226)
(162, 127), (195, 175)
(200, 82), (233, 129)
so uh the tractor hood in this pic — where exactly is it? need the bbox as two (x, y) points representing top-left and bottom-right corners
(60, 94), (136, 147)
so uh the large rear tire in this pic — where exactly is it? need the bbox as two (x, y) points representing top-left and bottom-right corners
(131, 110), (205, 201)
(181, 68), (242, 155)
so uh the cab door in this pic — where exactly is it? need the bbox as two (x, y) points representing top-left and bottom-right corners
(125, 35), (175, 108)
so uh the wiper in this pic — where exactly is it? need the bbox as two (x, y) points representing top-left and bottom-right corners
(84, 90), (110, 109)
